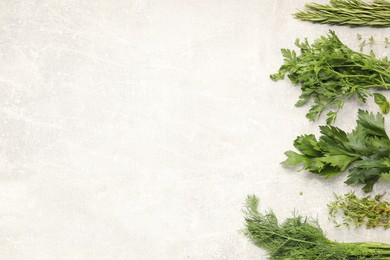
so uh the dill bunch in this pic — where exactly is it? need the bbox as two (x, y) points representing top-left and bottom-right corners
(294, 0), (390, 28)
(271, 30), (390, 124)
(243, 195), (390, 259)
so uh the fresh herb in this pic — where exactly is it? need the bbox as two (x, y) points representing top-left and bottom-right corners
(243, 195), (390, 259)
(329, 192), (390, 229)
(271, 30), (390, 123)
(283, 109), (390, 192)
(294, 0), (390, 28)
(357, 34), (390, 52)
(357, 34), (376, 52)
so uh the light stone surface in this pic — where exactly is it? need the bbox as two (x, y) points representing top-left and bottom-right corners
(1, 0), (390, 259)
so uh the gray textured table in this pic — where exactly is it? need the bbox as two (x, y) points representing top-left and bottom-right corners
(0, 0), (389, 259)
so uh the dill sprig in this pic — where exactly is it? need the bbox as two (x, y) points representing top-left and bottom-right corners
(329, 192), (390, 229)
(294, 0), (390, 28)
(271, 30), (390, 124)
(243, 195), (390, 259)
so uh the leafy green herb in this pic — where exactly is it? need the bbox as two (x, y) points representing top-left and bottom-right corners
(328, 192), (390, 229)
(243, 195), (390, 259)
(294, 0), (390, 28)
(271, 30), (390, 124)
(283, 109), (390, 192)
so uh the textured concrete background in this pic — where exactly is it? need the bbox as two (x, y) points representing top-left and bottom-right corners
(1, 0), (390, 259)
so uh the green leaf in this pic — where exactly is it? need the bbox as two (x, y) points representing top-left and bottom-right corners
(320, 125), (348, 143)
(373, 93), (390, 114)
(320, 155), (357, 171)
(370, 50), (376, 59)
(281, 49), (297, 65)
(381, 157), (390, 168)
(293, 134), (322, 157)
(345, 168), (380, 186)
(357, 109), (387, 138)
(270, 72), (284, 81)
(318, 126), (356, 157)
(295, 98), (309, 107)
(314, 165), (341, 178)
(326, 111), (337, 125)
(345, 125), (368, 154)
(282, 151), (308, 167)
(380, 172), (390, 182)
(362, 179), (379, 193)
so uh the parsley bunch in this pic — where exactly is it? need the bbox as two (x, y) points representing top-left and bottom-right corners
(283, 110), (390, 192)
(244, 195), (390, 259)
(271, 31), (390, 124)
(294, 0), (390, 28)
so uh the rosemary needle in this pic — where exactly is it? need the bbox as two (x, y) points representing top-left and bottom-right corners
(294, 0), (390, 28)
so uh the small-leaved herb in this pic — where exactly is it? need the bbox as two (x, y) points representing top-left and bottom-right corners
(328, 192), (390, 229)
(357, 34), (390, 52)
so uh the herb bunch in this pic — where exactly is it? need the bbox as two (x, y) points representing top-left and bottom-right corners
(243, 195), (390, 259)
(283, 109), (390, 192)
(294, 0), (390, 28)
(329, 192), (390, 229)
(271, 30), (390, 124)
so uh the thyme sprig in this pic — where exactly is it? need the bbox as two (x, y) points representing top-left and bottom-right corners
(329, 192), (390, 229)
(357, 34), (390, 52)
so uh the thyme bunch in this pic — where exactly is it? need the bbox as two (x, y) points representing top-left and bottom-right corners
(329, 192), (390, 229)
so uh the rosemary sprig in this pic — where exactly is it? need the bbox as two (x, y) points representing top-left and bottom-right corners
(294, 0), (390, 28)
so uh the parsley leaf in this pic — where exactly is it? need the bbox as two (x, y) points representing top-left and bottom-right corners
(373, 93), (390, 114)
(283, 109), (390, 192)
(271, 31), (390, 124)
